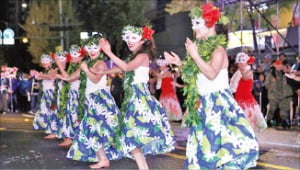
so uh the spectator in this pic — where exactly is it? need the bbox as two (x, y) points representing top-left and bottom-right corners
(0, 67), (9, 114)
(253, 73), (268, 116)
(110, 72), (124, 108)
(261, 54), (272, 74)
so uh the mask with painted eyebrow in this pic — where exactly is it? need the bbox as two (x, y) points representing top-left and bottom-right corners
(191, 18), (205, 30)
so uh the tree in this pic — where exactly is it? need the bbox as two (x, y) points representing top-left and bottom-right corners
(20, 0), (81, 63)
(164, 0), (298, 32)
(75, 0), (150, 55)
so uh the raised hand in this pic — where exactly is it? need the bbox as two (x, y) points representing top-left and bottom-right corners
(164, 51), (182, 66)
(185, 38), (199, 59)
(99, 38), (112, 55)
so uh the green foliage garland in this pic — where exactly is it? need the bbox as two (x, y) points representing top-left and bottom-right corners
(113, 54), (134, 148)
(57, 63), (80, 119)
(77, 54), (103, 121)
(181, 35), (227, 126)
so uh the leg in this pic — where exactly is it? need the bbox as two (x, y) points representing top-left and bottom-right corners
(266, 99), (279, 127)
(131, 148), (149, 170)
(279, 98), (292, 128)
(44, 134), (57, 139)
(89, 148), (110, 169)
(58, 138), (73, 147)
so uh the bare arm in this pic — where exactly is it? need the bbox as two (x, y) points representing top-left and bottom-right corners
(57, 68), (80, 82)
(152, 70), (172, 79)
(91, 66), (122, 75)
(83, 61), (106, 83)
(105, 52), (148, 71)
(171, 81), (185, 88)
(240, 67), (253, 80)
(37, 68), (57, 80)
(189, 46), (227, 80)
(100, 38), (149, 71)
(56, 61), (69, 77)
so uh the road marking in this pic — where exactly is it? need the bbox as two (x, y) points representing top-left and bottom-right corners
(260, 142), (300, 149)
(164, 152), (186, 160)
(165, 152), (296, 170)
(174, 145), (186, 151)
(257, 162), (296, 170)
(0, 128), (41, 133)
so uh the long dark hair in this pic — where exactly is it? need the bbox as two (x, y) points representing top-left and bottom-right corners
(215, 23), (228, 41)
(134, 38), (156, 61)
(127, 25), (157, 61)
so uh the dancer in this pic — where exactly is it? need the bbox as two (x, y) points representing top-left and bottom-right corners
(46, 51), (69, 140)
(55, 46), (83, 147)
(230, 52), (267, 130)
(31, 54), (57, 139)
(164, 3), (259, 169)
(153, 58), (183, 121)
(98, 25), (175, 170)
(60, 35), (122, 169)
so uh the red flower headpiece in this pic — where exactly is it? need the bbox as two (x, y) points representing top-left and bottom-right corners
(274, 59), (282, 66)
(201, 3), (221, 27)
(66, 53), (72, 62)
(247, 56), (256, 65)
(79, 47), (86, 57)
(142, 26), (155, 40)
(50, 53), (56, 60)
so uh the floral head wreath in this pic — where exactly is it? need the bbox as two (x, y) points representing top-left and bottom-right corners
(236, 52), (255, 65)
(81, 33), (104, 47)
(40, 54), (53, 64)
(189, 3), (228, 27)
(50, 51), (70, 62)
(122, 25), (155, 42)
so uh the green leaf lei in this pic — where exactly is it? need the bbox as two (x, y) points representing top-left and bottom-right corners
(77, 54), (103, 121)
(113, 54), (134, 148)
(181, 35), (227, 126)
(57, 63), (80, 119)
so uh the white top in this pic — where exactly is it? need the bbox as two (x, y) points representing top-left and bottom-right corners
(132, 66), (149, 84)
(70, 80), (80, 90)
(196, 68), (229, 95)
(85, 75), (107, 95)
(42, 79), (55, 91)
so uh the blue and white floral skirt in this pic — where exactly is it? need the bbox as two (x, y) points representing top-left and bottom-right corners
(120, 83), (175, 158)
(67, 88), (122, 162)
(32, 89), (54, 131)
(45, 89), (63, 136)
(57, 90), (80, 139)
(185, 88), (259, 170)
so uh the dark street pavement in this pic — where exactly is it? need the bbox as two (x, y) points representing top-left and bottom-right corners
(0, 113), (299, 169)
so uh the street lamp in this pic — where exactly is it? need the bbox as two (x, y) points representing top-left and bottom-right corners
(22, 37), (29, 43)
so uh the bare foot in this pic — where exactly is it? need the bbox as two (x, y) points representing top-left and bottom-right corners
(89, 161), (110, 169)
(58, 138), (72, 147)
(44, 134), (56, 140)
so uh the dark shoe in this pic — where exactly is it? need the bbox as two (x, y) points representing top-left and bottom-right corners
(281, 119), (291, 129)
(267, 120), (273, 127)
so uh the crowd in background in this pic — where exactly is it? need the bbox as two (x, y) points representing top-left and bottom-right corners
(1, 52), (300, 130)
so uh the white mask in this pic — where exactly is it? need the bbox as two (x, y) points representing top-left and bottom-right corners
(191, 18), (205, 30)
(41, 55), (53, 64)
(70, 50), (81, 58)
(84, 43), (100, 54)
(236, 52), (249, 64)
(55, 53), (67, 62)
(122, 32), (142, 44)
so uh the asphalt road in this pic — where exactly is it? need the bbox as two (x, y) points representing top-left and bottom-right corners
(0, 113), (299, 169)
